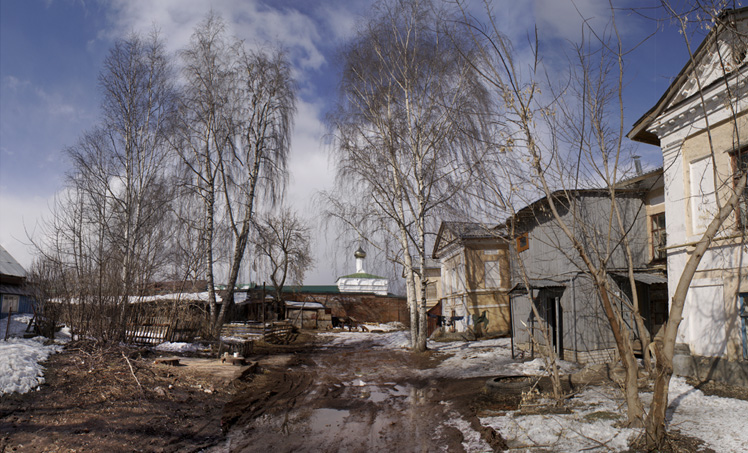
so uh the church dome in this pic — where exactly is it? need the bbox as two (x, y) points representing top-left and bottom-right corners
(354, 247), (366, 259)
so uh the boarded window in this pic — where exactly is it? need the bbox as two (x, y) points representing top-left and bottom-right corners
(484, 260), (501, 288)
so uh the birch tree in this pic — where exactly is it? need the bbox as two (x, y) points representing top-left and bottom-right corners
(328, 0), (489, 351)
(33, 31), (177, 342)
(178, 15), (296, 336)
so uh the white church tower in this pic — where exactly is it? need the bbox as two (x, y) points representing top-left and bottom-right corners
(336, 247), (389, 296)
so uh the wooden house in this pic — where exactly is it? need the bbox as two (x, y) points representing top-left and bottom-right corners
(0, 245), (34, 317)
(432, 222), (512, 337)
(508, 172), (668, 364)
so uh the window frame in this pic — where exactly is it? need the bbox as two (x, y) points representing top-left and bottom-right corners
(650, 212), (667, 262)
(516, 232), (529, 252)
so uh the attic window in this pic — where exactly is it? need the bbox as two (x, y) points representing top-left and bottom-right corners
(516, 233), (529, 252)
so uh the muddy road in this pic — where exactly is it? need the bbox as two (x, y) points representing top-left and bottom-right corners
(213, 334), (509, 453)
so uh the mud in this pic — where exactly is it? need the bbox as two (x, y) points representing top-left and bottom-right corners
(213, 336), (512, 453)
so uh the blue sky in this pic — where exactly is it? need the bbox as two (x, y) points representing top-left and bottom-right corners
(0, 0), (695, 284)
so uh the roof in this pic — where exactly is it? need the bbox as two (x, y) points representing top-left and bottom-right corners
(337, 272), (386, 280)
(279, 285), (341, 294)
(628, 7), (748, 145)
(509, 279), (567, 295)
(612, 272), (667, 285)
(0, 245), (26, 279)
(511, 188), (643, 228)
(615, 167), (664, 190)
(284, 300), (325, 309)
(433, 221), (507, 258)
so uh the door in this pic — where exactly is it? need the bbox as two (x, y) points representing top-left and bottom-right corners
(540, 294), (563, 359)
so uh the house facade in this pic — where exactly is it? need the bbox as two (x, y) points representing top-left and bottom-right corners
(629, 7), (748, 368)
(508, 181), (668, 364)
(0, 245), (34, 318)
(432, 222), (512, 336)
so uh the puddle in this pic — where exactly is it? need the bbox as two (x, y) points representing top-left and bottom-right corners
(343, 383), (411, 403)
(310, 408), (350, 432)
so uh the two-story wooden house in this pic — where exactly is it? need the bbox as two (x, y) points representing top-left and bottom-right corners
(432, 222), (512, 336)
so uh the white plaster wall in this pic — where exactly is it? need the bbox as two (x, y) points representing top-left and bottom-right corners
(681, 279), (727, 357)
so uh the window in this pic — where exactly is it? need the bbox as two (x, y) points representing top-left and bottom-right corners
(1, 295), (19, 314)
(516, 232), (529, 252)
(484, 260), (501, 288)
(733, 148), (748, 229)
(651, 212), (666, 261)
(426, 282), (437, 300)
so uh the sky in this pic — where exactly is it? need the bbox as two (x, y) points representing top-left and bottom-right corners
(0, 0), (696, 285)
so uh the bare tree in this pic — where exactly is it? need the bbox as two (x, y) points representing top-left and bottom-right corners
(251, 208), (314, 308)
(177, 14), (296, 336)
(458, 0), (748, 447)
(33, 31), (177, 342)
(177, 14), (235, 334)
(454, 0), (652, 424)
(630, 2), (748, 447)
(213, 45), (296, 333)
(328, 0), (489, 351)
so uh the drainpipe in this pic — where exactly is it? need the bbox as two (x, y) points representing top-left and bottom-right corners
(571, 275), (577, 362)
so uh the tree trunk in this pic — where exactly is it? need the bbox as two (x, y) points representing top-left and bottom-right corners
(644, 171), (747, 448)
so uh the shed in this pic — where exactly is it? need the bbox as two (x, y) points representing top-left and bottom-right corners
(284, 300), (331, 330)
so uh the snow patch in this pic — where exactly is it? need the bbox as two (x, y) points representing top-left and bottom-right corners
(154, 341), (199, 353)
(0, 337), (62, 395)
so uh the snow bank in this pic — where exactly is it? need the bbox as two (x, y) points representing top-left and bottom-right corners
(651, 377), (748, 452)
(0, 337), (62, 395)
(482, 385), (637, 451)
(0, 313), (35, 339)
(318, 330), (411, 349)
(425, 338), (579, 379)
(154, 341), (200, 353)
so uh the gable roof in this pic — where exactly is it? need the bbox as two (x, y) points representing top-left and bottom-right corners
(0, 245), (26, 279)
(432, 221), (507, 258)
(628, 7), (748, 145)
(615, 167), (664, 190)
(510, 188), (643, 229)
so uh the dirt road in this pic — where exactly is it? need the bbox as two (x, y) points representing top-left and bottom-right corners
(213, 334), (508, 453)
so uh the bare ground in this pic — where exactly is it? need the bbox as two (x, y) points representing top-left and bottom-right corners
(0, 340), (246, 453)
(2, 332), (739, 452)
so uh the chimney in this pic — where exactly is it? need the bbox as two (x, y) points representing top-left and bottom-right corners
(633, 155), (643, 176)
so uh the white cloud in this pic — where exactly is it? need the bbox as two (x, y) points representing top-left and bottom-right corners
(105, 0), (328, 72)
(534, 0), (637, 43)
(0, 192), (53, 270)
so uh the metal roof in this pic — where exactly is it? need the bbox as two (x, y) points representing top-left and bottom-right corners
(509, 279), (566, 294)
(285, 300), (325, 309)
(0, 245), (26, 279)
(612, 272), (667, 285)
